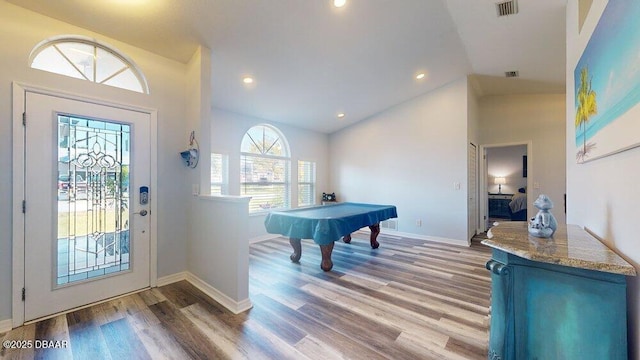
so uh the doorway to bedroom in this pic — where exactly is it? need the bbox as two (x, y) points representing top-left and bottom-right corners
(479, 142), (532, 232)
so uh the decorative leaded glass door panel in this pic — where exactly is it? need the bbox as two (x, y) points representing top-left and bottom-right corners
(23, 92), (150, 322)
(57, 116), (131, 285)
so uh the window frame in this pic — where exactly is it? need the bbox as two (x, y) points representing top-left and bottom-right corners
(297, 160), (316, 207)
(210, 153), (228, 195)
(240, 124), (291, 213)
(29, 35), (149, 94)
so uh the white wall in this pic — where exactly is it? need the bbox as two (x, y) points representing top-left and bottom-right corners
(211, 108), (330, 240)
(467, 80), (481, 238)
(0, 3), (189, 322)
(185, 47), (212, 196)
(188, 196), (251, 312)
(329, 78), (470, 244)
(468, 78), (481, 147)
(567, 1), (640, 358)
(479, 94), (566, 224)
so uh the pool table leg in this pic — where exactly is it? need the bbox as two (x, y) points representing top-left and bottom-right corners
(369, 224), (380, 249)
(319, 242), (334, 271)
(342, 234), (352, 243)
(289, 238), (302, 263)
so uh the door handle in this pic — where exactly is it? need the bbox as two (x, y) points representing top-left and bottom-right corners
(134, 209), (148, 216)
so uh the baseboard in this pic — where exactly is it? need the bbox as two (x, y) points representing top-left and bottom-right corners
(186, 273), (253, 314)
(249, 234), (280, 244)
(155, 271), (252, 314)
(156, 271), (188, 287)
(380, 229), (469, 247)
(3, 272), (246, 331)
(0, 318), (13, 333)
(252, 230), (468, 247)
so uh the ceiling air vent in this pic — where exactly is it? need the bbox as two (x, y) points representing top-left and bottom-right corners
(496, 0), (518, 16)
(505, 71), (519, 78)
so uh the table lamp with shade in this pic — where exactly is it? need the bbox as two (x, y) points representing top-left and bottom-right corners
(494, 177), (506, 194)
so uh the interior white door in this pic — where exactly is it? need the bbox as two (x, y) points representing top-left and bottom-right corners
(468, 143), (478, 240)
(23, 91), (151, 322)
(482, 147), (489, 232)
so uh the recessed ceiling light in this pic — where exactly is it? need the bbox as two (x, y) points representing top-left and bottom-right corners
(334, 0), (346, 8)
(416, 73), (426, 80)
(242, 76), (254, 84)
(337, 113), (345, 119)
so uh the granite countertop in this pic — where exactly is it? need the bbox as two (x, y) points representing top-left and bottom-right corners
(482, 222), (636, 276)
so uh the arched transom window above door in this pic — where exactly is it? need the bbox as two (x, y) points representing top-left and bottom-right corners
(29, 35), (149, 94)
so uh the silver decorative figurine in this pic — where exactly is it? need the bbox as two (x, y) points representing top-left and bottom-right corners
(528, 194), (558, 238)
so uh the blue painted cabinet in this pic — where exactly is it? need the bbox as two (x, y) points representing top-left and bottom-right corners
(488, 194), (512, 219)
(487, 249), (628, 360)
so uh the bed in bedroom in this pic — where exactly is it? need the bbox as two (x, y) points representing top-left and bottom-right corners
(509, 189), (527, 221)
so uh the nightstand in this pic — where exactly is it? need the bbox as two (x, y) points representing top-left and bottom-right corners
(489, 194), (513, 219)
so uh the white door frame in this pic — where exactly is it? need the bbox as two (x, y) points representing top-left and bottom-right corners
(12, 82), (158, 327)
(478, 140), (533, 232)
(468, 142), (479, 241)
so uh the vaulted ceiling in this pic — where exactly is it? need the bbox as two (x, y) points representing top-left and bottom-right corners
(7, 0), (567, 133)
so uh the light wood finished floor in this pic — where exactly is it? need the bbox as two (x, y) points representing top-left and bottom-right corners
(1, 232), (493, 359)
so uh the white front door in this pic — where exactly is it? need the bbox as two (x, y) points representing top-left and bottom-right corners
(23, 91), (151, 322)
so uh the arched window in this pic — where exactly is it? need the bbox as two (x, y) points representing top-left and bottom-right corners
(29, 35), (149, 94)
(240, 125), (290, 212)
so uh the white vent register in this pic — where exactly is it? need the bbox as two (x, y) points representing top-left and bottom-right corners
(380, 219), (398, 230)
(496, 0), (518, 16)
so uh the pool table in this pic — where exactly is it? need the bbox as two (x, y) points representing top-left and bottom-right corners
(264, 202), (398, 271)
